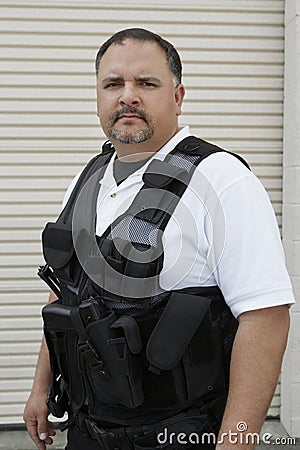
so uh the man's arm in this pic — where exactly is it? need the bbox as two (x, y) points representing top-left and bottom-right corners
(217, 304), (290, 450)
(23, 291), (57, 450)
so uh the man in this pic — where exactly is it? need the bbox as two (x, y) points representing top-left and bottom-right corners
(24, 28), (294, 450)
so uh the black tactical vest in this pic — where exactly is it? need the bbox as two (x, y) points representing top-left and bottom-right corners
(40, 136), (250, 427)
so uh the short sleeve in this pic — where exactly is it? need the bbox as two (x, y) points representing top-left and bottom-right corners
(210, 172), (295, 318)
(61, 168), (84, 209)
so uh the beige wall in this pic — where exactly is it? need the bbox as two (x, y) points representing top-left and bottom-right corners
(0, 0), (286, 424)
(281, 0), (300, 438)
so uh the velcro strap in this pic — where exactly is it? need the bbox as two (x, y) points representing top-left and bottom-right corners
(142, 159), (188, 188)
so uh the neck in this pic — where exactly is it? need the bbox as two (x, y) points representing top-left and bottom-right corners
(111, 127), (180, 160)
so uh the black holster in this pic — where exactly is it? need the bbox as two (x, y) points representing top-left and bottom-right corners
(42, 302), (73, 417)
(75, 309), (144, 410)
(42, 292), (225, 419)
(42, 299), (144, 413)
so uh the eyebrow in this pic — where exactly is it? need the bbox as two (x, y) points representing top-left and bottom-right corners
(136, 76), (162, 84)
(100, 76), (122, 85)
(100, 75), (162, 85)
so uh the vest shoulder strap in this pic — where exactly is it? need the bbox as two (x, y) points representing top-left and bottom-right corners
(171, 135), (250, 170)
(57, 136), (250, 230)
(121, 135), (250, 227)
(58, 142), (114, 224)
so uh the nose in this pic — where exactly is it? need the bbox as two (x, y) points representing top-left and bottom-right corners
(119, 82), (140, 107)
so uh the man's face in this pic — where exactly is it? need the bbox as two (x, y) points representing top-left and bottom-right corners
(96, 39), (185, 154)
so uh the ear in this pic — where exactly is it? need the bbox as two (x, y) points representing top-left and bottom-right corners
(175, 84), (185, 116)
(96, 85), (100, 117)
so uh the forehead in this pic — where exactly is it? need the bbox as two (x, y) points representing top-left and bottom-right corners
(97, 39), (171, 80)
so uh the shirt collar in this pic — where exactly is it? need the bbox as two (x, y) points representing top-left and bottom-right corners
(99, 126), (191, 189)
(154, 126), (191, 160)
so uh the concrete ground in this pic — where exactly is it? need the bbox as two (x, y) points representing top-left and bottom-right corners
(0, 420), (299, 449)
(257, 420), (300, 449)
(0, 428), (67, 450)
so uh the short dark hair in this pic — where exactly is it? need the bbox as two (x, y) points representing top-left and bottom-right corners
(95, 28), (182, 85)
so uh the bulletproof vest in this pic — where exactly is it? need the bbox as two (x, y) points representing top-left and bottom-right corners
(41, 136), (250, 425)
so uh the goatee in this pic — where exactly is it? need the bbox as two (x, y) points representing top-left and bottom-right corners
(107, 108), (155, 144)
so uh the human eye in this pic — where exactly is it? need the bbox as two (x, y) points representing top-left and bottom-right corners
(139, 80), (157, 88)
(103, 81), (123, 89)
(143, 81), (155, 87)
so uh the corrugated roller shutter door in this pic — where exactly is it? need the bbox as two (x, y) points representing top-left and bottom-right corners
(0, 0), (284, 423)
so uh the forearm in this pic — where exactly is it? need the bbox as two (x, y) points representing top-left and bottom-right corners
(31, 336), (52, 395)
(24, 291), (58, 448)
(217, 305), (290, 449)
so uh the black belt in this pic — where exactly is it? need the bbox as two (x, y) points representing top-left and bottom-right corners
(73, 405), (217, 450)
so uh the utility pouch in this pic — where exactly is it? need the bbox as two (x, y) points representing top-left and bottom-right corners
(77, 310), (144, 410)
(42, 222), (82, 286)
(42, 300), (73, 331)
(146, 292), (224, 405)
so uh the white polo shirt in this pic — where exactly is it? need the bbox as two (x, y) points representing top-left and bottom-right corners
(63, 126), (295, 318)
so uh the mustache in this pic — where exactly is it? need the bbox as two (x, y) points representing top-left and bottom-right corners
(110, 108), (148, 124)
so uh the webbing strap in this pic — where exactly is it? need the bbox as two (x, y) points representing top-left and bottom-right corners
(59, 142), (114, 225)
(100, 136), (225, 240)
(74, 403), (216, 450)
(56, 135), (250, 244)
